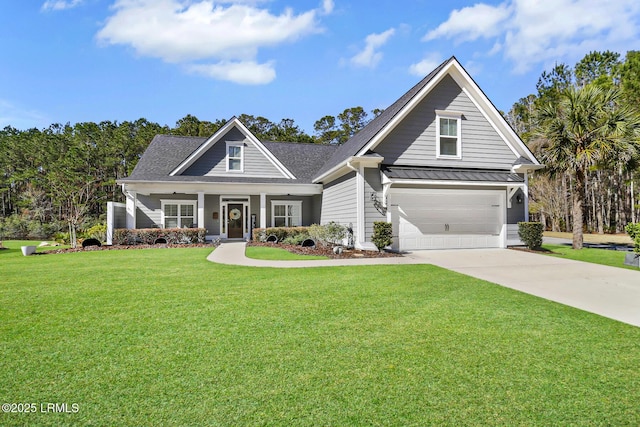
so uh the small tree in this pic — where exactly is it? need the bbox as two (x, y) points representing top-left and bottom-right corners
(308, 222), (346, 246)
(625, 223), (640, 254)
(372, 221), (393, 252)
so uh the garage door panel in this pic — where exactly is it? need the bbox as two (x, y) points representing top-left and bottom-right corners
(391, 189), (504, 250)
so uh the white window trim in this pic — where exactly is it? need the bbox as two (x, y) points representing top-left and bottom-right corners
(271, 200), (302, 227)
(226, 141), (244, 172)
(435, 110), (462, 160)
(160, 199), (197, 229)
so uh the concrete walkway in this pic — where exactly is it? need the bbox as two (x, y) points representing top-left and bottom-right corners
(207, 241), (423, 267)
(208, 242), (640, 327)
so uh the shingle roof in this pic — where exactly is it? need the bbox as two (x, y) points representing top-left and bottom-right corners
(312, 56), (455, 181)
(121, 134), (338, 184)
(512, 156), (534, 166)
(125, 134), (206, 181)
(382, 165), (524, 183)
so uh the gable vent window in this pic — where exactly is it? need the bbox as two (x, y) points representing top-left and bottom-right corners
(226, 142), (244, 172)
(435, 110), (462, 159)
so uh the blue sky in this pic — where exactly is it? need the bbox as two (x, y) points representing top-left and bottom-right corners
(1, 0), (639, 134)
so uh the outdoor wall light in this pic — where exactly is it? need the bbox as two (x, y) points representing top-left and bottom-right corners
(516, 194), (523, 204)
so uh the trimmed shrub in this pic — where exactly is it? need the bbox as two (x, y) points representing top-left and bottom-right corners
(625, 223), (640, 254)
(113, 228), (206, 245)
(251, 227), (309, 243)
(372, 221), (393, 251)
(518, 222), (543, 250)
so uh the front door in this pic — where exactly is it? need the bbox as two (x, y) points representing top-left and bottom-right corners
(228, 203), (243, 239)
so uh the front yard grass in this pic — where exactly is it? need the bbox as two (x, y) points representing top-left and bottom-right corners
(1, 244), (639, 426)
(542, 243), (639, 270)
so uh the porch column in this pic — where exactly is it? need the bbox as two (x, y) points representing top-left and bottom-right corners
(260, 193), (267, 228)
(197, 192), (205, 229)
(125, 191), (136, 229)
(524, 171), (530, 222)
(356, 165), (365, 246)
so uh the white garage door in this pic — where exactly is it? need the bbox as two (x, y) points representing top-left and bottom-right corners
(390, 188), (504, 250)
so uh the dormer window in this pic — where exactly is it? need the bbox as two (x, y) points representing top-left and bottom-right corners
(435, 110), (462, 159)
(226, 142), (244, 172)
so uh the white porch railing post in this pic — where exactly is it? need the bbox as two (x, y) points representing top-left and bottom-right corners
(197, 192), (205, 229)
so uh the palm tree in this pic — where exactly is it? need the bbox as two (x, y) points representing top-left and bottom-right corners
(537, 85), (640, 249)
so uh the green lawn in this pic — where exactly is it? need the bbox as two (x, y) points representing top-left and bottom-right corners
(543, 243), (640, 270)
(1, 241), (639, 426)
(245, 245), (328, 260)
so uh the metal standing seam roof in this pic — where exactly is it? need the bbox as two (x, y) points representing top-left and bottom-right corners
(382, 166), (524, 183)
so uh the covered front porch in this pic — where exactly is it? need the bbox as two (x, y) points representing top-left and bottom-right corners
(121, 181), (323, 241)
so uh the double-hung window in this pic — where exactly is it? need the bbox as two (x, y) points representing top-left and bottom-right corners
(435, 110), (462, 159)
(161, 200), (196, 228)
(226, 142), (244, 172)
(271, 201), (302, 227)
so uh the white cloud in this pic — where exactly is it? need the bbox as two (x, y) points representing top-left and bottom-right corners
(41, 0), (83, 11)
(322, 0), (334, 15)
(424, 2), (511, 42)
(409, 53), (443, 77)
(350, 28), (395, 68)
(423, 0), (640, 73)
(188, 61), (276, 85)
(97, 0), (329, 84)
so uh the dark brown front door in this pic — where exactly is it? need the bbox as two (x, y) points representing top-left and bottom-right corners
(228, 204), (243, 238)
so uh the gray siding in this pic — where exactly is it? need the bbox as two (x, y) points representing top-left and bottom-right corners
(375, 75), (517, 169)
(183, 127), (285, 178)
(321, 172), (358, 239)
(113, 203), (127, 228)
(265, 195), (319, 227)
(364, 168), (386, 240)
(136, 193), (197, 229)
(204, 195), (220, 235)
(507, 188), (526, 224)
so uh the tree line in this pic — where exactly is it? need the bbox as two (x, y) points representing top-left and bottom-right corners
(0, 107), (379, 242)
(506, 50), (640, 248)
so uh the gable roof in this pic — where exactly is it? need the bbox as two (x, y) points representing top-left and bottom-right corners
(170, 117), (296, 179)
(313, 56), (541, 182)
(121, 134), (337, 184)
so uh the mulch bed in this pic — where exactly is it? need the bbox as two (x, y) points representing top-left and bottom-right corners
(43, 243), (214, 254)
(247, 241), (401, 259)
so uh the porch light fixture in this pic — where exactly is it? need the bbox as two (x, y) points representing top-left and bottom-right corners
(516, 194), (523, 204)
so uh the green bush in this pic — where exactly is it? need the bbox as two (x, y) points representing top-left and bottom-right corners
(113, 228), (206, 245)
(518, 222), (544, 250)
(0, 215), (63, 240)
(282, 232), (310, 245)
(624, 223), (640, 254)
(251, 227), (309, 243)
(308, 222), (346, 247)
(85, 223), (107, 242)
(372, 221), (393, 251)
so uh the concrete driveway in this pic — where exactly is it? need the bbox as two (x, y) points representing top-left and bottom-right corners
(407, 248), (640, 328)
